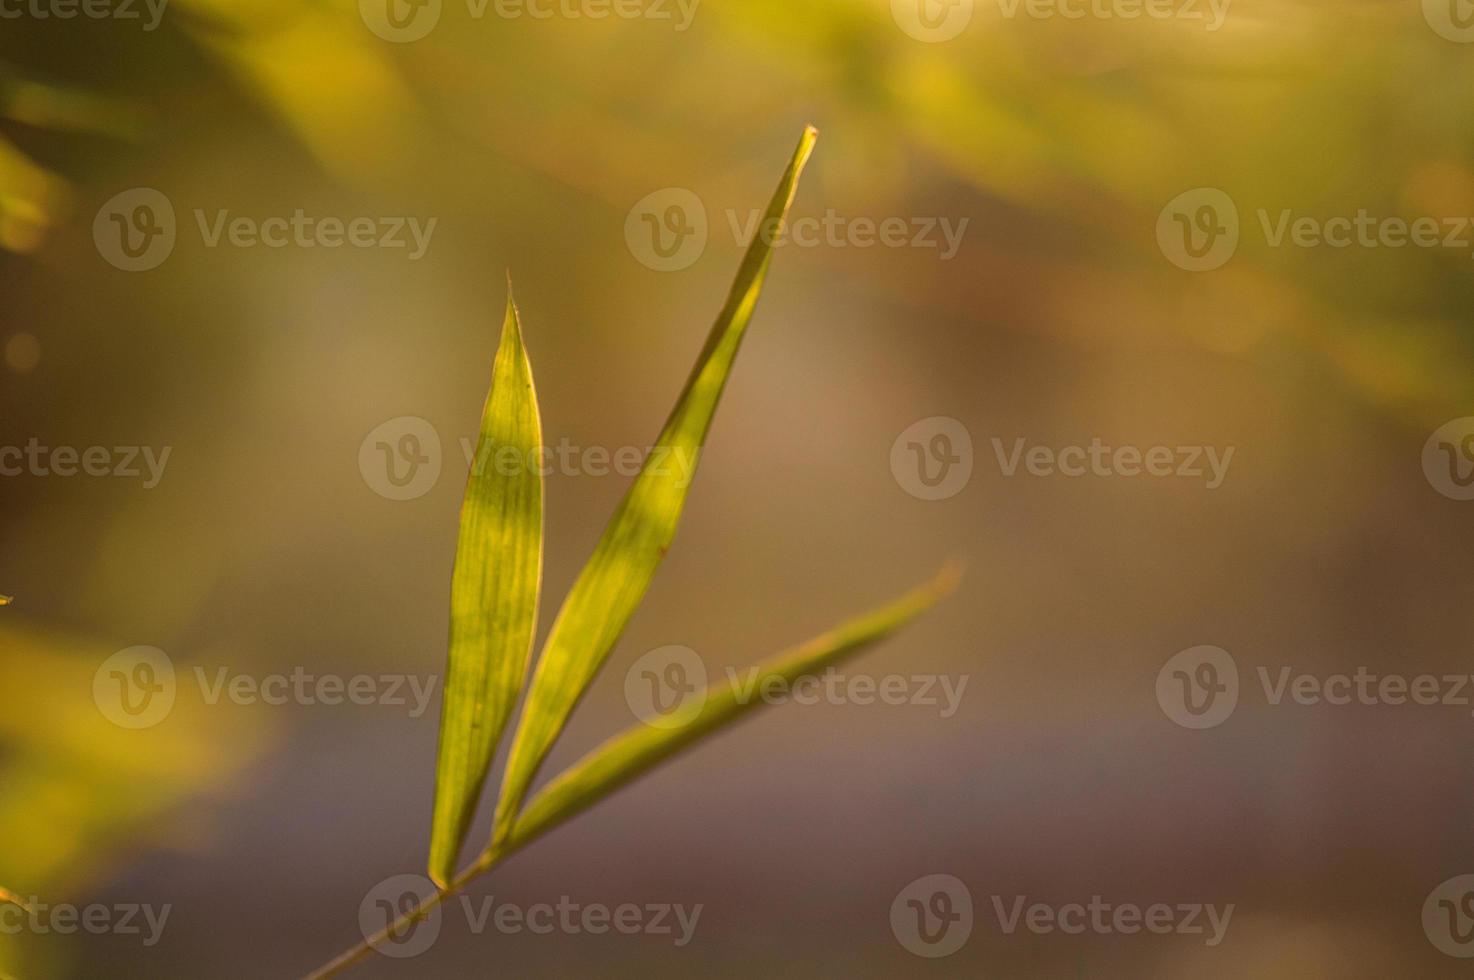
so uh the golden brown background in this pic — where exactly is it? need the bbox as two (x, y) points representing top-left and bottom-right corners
(4, 0), (1474, 975)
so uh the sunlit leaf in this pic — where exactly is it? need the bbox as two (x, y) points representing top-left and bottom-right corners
(490, 125), (820, 846)
(428, 288), (544, 888)
(503, 564), (961, 853)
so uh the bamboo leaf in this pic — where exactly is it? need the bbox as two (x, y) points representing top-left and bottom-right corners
(491, 126), (820, 845)
(502, 564), (961, 853)
(428, 286), (544, 889)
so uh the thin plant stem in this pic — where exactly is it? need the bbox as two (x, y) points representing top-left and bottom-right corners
(302, 847), (504, 980)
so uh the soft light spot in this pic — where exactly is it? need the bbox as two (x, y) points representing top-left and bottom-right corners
(4, 332), (40, 374)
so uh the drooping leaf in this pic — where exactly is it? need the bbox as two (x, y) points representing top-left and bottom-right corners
(428, 287), (544, 889)
(502, 564), (961, 854)
(491, 126), (820, 845)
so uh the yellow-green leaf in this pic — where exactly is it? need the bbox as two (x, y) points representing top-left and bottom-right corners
(491, 125), (820, 846)
(502, 564), (960, 854)
(428, 287), (544, 889)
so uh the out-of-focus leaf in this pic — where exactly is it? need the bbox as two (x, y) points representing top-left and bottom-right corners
(181, 3), (423, 185)
(428, 289), (544, 889)
(0, 138), (68, 254)
(0, 67), (147, 138)
(503, 564), (961, 853)
(490, 125), (820, 846)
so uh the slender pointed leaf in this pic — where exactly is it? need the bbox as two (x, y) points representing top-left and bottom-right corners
(428, 288), (544, 889)
(501, 564), (960, 854)
(491, 126), (820, 845)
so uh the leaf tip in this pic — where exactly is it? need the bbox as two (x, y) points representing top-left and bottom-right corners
(930, 558), (965, 598)
(793, 125), (819, 174)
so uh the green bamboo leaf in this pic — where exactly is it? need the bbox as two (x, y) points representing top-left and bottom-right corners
(428, 286), (544, 889)
(491, 125), (820, 846)
(502, 564), (961, 853)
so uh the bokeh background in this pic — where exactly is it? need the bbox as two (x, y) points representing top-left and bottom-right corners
(5, 0), (1474, 976)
